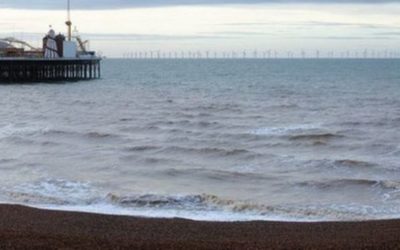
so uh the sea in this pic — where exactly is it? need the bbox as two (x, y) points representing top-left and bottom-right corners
(0, 59), (399, 222)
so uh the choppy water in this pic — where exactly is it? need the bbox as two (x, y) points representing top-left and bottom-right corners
(0, 59), (400, 221)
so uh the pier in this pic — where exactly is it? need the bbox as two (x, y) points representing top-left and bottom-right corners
(0, 0), (102, 83)
(0, 58), (101, 83)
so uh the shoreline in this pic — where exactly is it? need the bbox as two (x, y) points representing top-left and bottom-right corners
(1, 205), (400, 249)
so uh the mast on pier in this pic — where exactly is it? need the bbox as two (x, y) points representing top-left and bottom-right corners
(66, 0), (72, 41)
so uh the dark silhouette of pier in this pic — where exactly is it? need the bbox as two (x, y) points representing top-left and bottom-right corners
(0, 58), (101, 83)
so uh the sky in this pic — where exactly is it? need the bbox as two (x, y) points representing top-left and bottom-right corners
(0, 0), (399, 57)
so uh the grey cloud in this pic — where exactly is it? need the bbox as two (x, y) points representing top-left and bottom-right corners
(1, 0), (400, 10)
(224, 21), (399, 30)
(85, 33), (236, 41)
(198, 31), (272, 36)
(299, 36), (398, 40)
(374, 32), (400, 36)
(305, 21), (389, 29)
(0, 32), (235, 41)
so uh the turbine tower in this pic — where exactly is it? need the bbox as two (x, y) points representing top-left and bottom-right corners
(66, 0), (72, 41)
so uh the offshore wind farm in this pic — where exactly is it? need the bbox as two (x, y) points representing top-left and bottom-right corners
(122, 49), (400, 59)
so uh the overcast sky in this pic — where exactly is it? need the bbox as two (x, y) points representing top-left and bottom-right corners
(0, 0), (399, 57)
(1, 0), (400, 9)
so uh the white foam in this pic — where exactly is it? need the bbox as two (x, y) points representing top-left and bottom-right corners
(0, 123), (51, 139)
(251, 124), (321, 136)
(225, 164), (263, 174)
(11, 201), (400, 222)
(3, 179), (99, 205)
(15, 203), (299, 222)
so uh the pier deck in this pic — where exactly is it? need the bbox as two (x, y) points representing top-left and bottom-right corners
(0, 58), (101, 83)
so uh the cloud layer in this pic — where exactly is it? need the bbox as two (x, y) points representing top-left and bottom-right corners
(1, 0), (399, 9)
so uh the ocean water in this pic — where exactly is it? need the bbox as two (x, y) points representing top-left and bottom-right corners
(0, 59), (400, 221)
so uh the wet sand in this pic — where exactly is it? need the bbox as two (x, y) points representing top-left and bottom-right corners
(0, 205), (400, 249)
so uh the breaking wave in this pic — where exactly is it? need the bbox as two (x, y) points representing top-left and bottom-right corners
(1, 179), (99, 205)
(250, 125), (345, 143)
(0, 123), (52, 139)
(3, 178), (400, 222)
(251, 124), (321, 136)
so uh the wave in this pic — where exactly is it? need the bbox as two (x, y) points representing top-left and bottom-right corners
(296, 179), (400, 190)
(119, 118), (134, 122)
(162, 168), (273, 181)
(268, 104), (300, 109)
(120, 125), (162, 133)
(1, 179), (99, 205)
(197, 121), (220, 128)
(288, 133), (343, 141)
(336, 120), (393, 128)
(300, 159), (379, 171)
(183, 103), (242, 113)
(85, 131), (116, 139)
(45, 130), (118, 141)
(0, 123), (52, 139)
(333, 159), (376, 168)
(41, 129), (78, 136)
(46, 129), (117, 139)
(107, 193), (213, 209)
(3, 178), (400, 222)
(126, 145), (161, 152)
(0, 158), (16, 164)
(251, 124), (321, 136)
(250, 125), (344, 144)
(105, 193), (278, 216)
(147, 120), (189, 127)
(147, 120), (221, 129)
(0, 124), (118, 141)
(159, 146), (254, 158)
